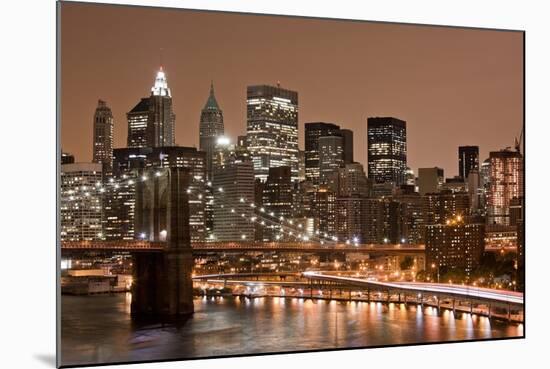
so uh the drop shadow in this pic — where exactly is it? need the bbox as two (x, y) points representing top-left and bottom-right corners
(33, 353), (56, 367)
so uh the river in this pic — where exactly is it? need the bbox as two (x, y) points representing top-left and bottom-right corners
(60, 293), (522, 366)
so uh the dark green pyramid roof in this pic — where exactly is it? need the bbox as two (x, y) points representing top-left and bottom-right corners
(203, 81), (221, 111)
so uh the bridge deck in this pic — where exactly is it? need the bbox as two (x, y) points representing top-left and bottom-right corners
(303, 272), (524, 306)
(61, 241), (515, 254)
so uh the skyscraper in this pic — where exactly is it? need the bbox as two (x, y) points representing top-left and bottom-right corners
(458, 146), (479, 180)
(367, 117), (407, 186)
(127, 98), (150, 148)
(92, 100), (114, 173)
(337, 128), (354, 164)
(212, 161), (255, 241)
(127, 68), (175, 148)
(318, 135), (344, 186)
(263, 166), (293, 240)
(148, 67), (176, 147)
(304, 122), (340, 184)
(488, 148), (524, 225)
(246, 84), (299, 182)
(199, 82), (224, 180)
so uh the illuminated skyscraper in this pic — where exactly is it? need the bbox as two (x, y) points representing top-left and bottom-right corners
(305, 122), (339, 183)
(488, 148), (524, 225)
(199, 82), (224, 180)
(458, 145), (479, 180)
(367, 117), (407, 186)
(127, 67), (175, 148)
(212, 161), (255, 241)
(246, 84), (299, 182)
(148, 67), (175, 147)
(127, 98), (149, 148)
(92, 99), (114, 173)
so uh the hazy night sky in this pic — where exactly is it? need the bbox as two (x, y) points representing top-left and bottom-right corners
(60, 2), (523, 177)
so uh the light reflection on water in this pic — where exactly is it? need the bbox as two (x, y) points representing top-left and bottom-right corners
(61, 294), (522, 367)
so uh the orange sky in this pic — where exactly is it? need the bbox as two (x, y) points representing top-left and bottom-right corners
(60, 2), (523, 177)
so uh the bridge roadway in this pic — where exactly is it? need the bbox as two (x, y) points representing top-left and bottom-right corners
(60, 241), (516, 254)
(193, 272), (523, 307)
(302, 272), (523, 306)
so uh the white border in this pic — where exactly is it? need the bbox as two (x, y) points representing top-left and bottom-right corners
(1, 0), (548, 368)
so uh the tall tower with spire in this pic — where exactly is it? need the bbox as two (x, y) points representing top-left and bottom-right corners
(93, 99), (114, 174)
(199, 81), (224, 180)
(147, 66), (176, 147)
(126, 67), (176, 148)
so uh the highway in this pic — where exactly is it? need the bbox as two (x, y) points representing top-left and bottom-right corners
(302, 272), (524, 306)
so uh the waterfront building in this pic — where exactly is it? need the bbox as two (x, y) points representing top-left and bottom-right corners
(60, 162), (104, 241)
(246, 84), (299, 182)
(103, 176), (135, 240)
(426, 216), (485, 276)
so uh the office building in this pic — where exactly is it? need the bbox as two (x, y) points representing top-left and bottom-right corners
(92, 99), (114, 173)
(263, 166), (293, 240)
(60, 162), (104, 241)
(127, 67), (175, 148)
(318, 135), (344, 186)
(246, 84), (299, 182)
(458, 145), (479, 181)
(304, 122), (340, 184)
(418, 167), (444, 196)
(367, 117), (407, 185)
(487, 149), (524, 225)
(335, 162), (370, 197)
(212, 161), (255, 241)
(199, 82), (224, 180)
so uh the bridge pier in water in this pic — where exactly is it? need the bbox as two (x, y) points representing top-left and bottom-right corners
(131, 167), (194, 318)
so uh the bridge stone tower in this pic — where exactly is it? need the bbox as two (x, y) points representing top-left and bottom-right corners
(132, 167), (194, 317)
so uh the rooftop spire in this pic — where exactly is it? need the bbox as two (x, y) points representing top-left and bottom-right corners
(203, 80), (221, 110)
(151, 67), (171, 97)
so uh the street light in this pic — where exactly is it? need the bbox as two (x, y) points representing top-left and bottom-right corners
(431, 263), (440, 283)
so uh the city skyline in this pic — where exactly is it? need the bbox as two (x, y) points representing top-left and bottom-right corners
(60, 3), (523, 177)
